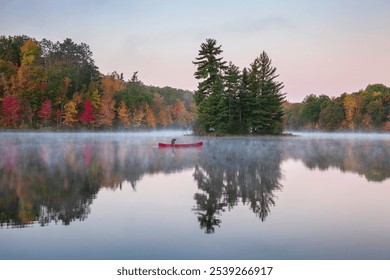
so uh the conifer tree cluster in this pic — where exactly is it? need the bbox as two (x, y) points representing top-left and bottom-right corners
(193, 38), (285, 134)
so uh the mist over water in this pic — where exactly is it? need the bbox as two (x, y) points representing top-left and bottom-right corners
(0, 131), (389, 259)
(290, 130), (390, 140)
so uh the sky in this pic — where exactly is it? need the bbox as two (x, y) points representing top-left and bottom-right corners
(1, 0), (389, 102)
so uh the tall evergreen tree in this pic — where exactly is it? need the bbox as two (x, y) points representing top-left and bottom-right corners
(248, 51), (285, 134)
(238, 67), (252, 133)
(225, 62), (241, 132)
(193, 38), (227, 133)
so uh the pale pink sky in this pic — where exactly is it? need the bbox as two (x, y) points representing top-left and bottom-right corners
(1, 0), (390, 102)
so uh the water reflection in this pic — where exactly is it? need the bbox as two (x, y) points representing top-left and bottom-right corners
(0, 133), (199, 228)
(193, 138), (284, 233)
(0, 133), (389, 231)
(286, 137), (390, 182)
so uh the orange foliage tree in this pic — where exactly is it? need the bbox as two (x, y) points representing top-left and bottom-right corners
(117, 100), (130, 127)
(144, 103), (156, 128)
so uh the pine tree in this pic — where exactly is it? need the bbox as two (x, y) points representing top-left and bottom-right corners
(238, 67), (251, 133)
(225, 62), (241, 132)
(248, 51), (285, 134)
(193, 38), (227, 133)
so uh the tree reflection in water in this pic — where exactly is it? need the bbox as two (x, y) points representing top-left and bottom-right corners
(1, 133), (390, 232)
(192, 138), (284, 233)
(0, 134), (199, 228)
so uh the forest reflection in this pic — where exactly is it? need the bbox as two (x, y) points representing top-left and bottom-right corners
(1, 134), (389, 231)
(286, 136), (390, 182)
(0, 135), (199, 228)
(193, 138), (284, 233)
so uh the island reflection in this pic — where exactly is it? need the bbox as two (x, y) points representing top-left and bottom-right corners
(1, 134), (389, 231)
(193, 138), (284, 233)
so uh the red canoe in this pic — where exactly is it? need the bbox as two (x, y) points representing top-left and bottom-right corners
(158, 141), (203, 148)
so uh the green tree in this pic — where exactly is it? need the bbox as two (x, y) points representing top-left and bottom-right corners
(319, 99), (343, 130)
(301, 94), (330, 128)
(225, 62), (241, 132)
(0, 35), (30, 66)
(193, 38), (227, 133)
(238, 67), (251, 133)
(247, 51), (285, 134)
(284, 102), (305, 130)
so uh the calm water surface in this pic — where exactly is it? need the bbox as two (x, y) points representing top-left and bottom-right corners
(0, 131), (389, 259)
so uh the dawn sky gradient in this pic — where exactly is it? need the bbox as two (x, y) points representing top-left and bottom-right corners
(1, 0), (389, 102)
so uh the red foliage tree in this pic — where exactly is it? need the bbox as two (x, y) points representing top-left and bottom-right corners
(1, 96), (21, 127)
(38, 99), (52, 126)
(79, 99), (95, 125)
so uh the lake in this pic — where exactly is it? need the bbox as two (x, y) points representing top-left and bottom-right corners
(0, 131), (389, 260)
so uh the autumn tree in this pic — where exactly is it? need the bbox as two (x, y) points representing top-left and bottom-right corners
(157, 110), (168, 127)
(0, 60), (18, 98)
(38, 99), (52, 127)
(0, 34), (197, 130)
(144, 103), (156, 128)
(172, 99), (190, 127)
(96, 74), (124, 127)
(101, 74), (124, 97)
(20, 39), (41, 66)
(343, 94), (357, 129)
(117, 100), (130, 127)
(0, 35), (30, 66)
(1, 96), (21, 127)
(79, 99), (95, 126)
(98, 94), (115, 127)
(152, 93), (165, 127)
(53, 76), (72, 127)
(62, 100), (78, 127)
(131, 105), (145, 128)
(89, 88), (100, 112)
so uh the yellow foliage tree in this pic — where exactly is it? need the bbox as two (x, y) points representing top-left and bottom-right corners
(90, 88), (101, 112)
(172, 99), (189, 126)
(343, 94), (357, 129)
(144, 103), (156, 128)
(98, 94), (115, 127)
(20, 39), (41, 66)
(62, 100), (78, 127)
(101, 75), (124, 98)
(117, 100), (130, 127)
(157, 110), (168, 127)
(131, 105), (145, 128)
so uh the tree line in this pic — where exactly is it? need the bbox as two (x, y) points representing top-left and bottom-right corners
(193, 38), (285, 135)
(284, 84), (390, 131)
(0, 35), (195, 129)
